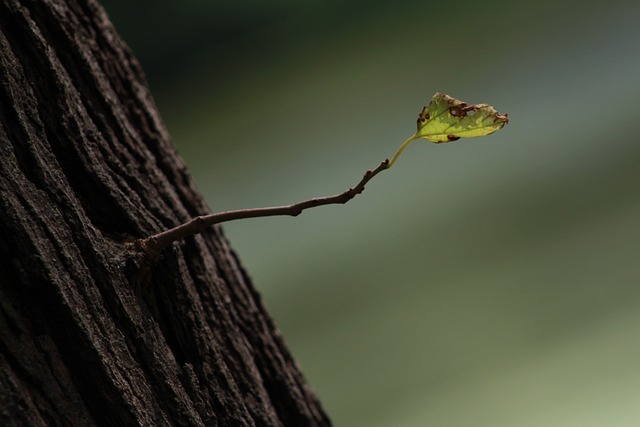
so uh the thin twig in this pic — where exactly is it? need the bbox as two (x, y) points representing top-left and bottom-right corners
(137, 159), (390, 258)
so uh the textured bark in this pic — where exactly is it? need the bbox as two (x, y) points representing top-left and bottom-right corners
(0, 1), (331, 426)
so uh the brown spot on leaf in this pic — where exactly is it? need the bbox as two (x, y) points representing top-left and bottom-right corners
(449, 106), (465, 117)
(447, 135), (460, 141)
(495, 113), (509, 123)
(417, 110), (430, 125)
(449, 102), (478, 118)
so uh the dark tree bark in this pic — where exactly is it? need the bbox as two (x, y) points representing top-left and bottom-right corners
(0, 1), (331, 426)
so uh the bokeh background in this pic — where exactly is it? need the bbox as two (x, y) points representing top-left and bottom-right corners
(101, 1), (640, 425)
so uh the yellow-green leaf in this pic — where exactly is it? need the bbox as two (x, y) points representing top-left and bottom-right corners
(415, 92), (508, 143)
(387, 93), (508, 168)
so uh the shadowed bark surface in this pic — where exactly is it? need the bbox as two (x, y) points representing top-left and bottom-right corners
(0, 0), (331, 425)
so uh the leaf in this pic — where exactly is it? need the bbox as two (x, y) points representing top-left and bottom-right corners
(386, 92), (509, 168)
(415, 92), (508, 143)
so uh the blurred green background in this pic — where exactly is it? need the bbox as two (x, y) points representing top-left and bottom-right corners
(101, 1), (640, 425)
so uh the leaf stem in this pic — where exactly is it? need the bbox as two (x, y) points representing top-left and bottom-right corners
(387, 134), (419, 168)
(136, 159), (391, 258)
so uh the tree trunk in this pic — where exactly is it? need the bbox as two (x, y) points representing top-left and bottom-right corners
(0, 1), (331, 426)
